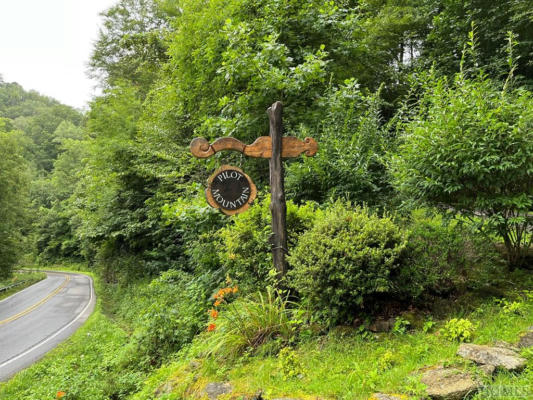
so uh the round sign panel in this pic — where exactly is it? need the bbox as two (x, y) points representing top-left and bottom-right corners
(206, 165), (257, 215)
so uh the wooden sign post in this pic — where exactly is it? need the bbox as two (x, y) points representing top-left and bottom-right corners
(191, 101), (318, 278)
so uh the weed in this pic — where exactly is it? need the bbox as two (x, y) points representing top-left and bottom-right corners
(278, 347), (303, 380)
(441, 318), (475, 342)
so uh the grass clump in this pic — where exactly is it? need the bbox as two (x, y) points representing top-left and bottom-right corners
(202, 287), (300, 360)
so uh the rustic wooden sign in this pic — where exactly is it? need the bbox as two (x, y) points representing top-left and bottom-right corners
(190, 102), (317, 279)
(206, 165), (257, 215)
(191, 136), (318, 159)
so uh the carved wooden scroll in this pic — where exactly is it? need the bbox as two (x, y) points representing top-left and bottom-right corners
(190, 136), (318, 159)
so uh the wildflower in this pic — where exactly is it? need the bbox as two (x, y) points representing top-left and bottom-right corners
(56, 391), (66, 399)
(207, 323), (216, 332)
(232, 286), (238, 294)
(214, 299), (222, 307)
(210, 309), (219, 319)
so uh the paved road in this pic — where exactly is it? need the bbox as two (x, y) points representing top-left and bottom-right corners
(0, 271), (95, 381)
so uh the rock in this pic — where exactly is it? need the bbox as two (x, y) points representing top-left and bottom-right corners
(204, 382), (233, 400)
(154, 381), (174, 396)
(518, 331), (533, 348)
(370, 394), (409, 400)
(369, 318), (396, 332)
(421, 366), (481, 400)
(479, 364), (496, 376)
(492, 340), (519, 352)
(457, 343), (527, 372)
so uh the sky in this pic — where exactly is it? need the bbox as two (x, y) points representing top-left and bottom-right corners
(0, 0), (118, 110)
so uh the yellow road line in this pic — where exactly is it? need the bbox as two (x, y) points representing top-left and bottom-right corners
(0, 274), (70, 326)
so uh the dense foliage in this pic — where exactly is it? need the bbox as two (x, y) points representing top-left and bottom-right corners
(393, 70), (533, 268)
(1, 0), (532, 397)
(0, 124), (30, 277)
(288, 203), (408, 323)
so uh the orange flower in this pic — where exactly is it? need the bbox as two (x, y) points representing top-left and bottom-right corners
(56, 391), (66, 399)
(214, 299), (222, 307)
(209, 309), (219, 319)
(207, 323), (216, 332)
(232, 286), (238, 294)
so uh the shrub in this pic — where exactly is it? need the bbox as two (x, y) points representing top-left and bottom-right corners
(398, 210), (502, 298)
(288, 202), (408, 324)
(376, 350), (397, 371)
(497, 299), (526, 316)
(392, 317), (411, 334)
(441, 318), (475, 342)
(279, 347), (303, 380)
(129, 269), (215, 368)
(286, 80), (391, 205)
(217, 196), (319, 292)
(161, 190), (227, 273)
(392, 70), (533, 268)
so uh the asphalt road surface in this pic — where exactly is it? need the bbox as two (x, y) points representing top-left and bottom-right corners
(0, 271), (95, 381)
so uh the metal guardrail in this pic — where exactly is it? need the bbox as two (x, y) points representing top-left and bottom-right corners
(0, 280), (28, 293)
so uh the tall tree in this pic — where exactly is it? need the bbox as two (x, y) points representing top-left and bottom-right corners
(89, 0), (170, 95)
(0, 121), (30, 277)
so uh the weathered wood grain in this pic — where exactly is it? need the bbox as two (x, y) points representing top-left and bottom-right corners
(190, 136), (318, 159)
(267, 101), (288, 278)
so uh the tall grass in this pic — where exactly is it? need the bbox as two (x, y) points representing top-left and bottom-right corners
(203, 287), (299, 359)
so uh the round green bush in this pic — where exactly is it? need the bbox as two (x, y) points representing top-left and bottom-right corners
(287, 202), (407, 323)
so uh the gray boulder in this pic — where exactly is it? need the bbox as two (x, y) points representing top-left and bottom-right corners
(369, 318), (396, 333)
(457, 343), (527, 372)
(518, 330), (533, 349)
(421, 366), (481, 400)
(204, 382), (233, 400)
(479, 364), (496, 376)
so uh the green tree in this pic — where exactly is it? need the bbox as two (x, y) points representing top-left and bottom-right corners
(89, 0), (170, 93)
(392, 70), (533, 268)
(35, 138), (88, 262)
(0, 123), (30, 277)
(421, 0), (533, 84)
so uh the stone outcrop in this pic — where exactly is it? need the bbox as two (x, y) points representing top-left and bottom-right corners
(204, 382), (233, 400)
(478, 364), (496, 376)
(420, 366), (481, 400)
(457, 343), (527, 372)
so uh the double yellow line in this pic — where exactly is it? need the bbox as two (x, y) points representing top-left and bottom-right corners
(0, 274), (70, 326)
